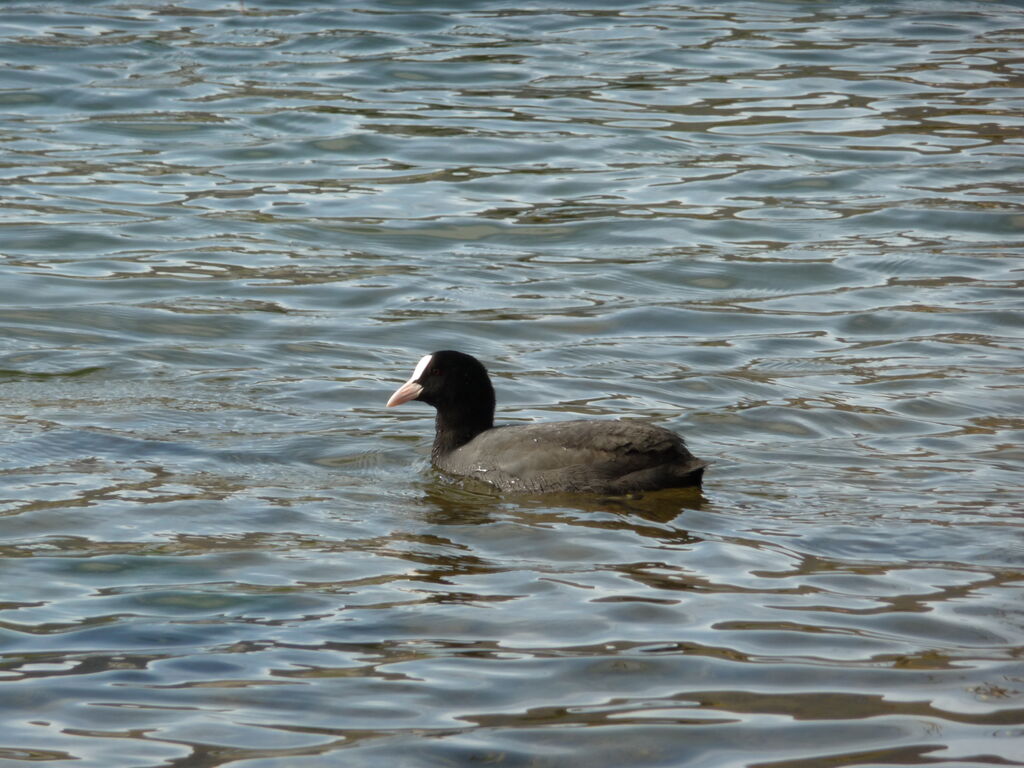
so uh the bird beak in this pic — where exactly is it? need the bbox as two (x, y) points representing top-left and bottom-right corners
(386, 378), (423, 407)
(387, 354), (432, 408)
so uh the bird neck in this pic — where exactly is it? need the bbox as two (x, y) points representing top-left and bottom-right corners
(432, 407), (493, 458)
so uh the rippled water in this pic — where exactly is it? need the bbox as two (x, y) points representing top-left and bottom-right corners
(1, 1), (1022, 766)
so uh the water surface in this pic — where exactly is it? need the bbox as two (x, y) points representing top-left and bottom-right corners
(1, 1), (1022, 766)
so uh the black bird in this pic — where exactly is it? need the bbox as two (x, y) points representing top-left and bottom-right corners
(386, 350), (706, 494)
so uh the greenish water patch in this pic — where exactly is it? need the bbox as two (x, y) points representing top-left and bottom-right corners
(0, 366), (104, 381)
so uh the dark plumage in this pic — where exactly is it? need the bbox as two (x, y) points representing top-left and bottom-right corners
(386, 350), (706, 494)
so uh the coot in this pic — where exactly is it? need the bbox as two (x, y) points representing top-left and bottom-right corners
(387, 350), (706, 493)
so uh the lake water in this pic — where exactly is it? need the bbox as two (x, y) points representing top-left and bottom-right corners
(1, 1), (1022, 766)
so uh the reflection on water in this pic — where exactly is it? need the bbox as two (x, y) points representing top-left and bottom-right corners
(1, 1), (1022, 766)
